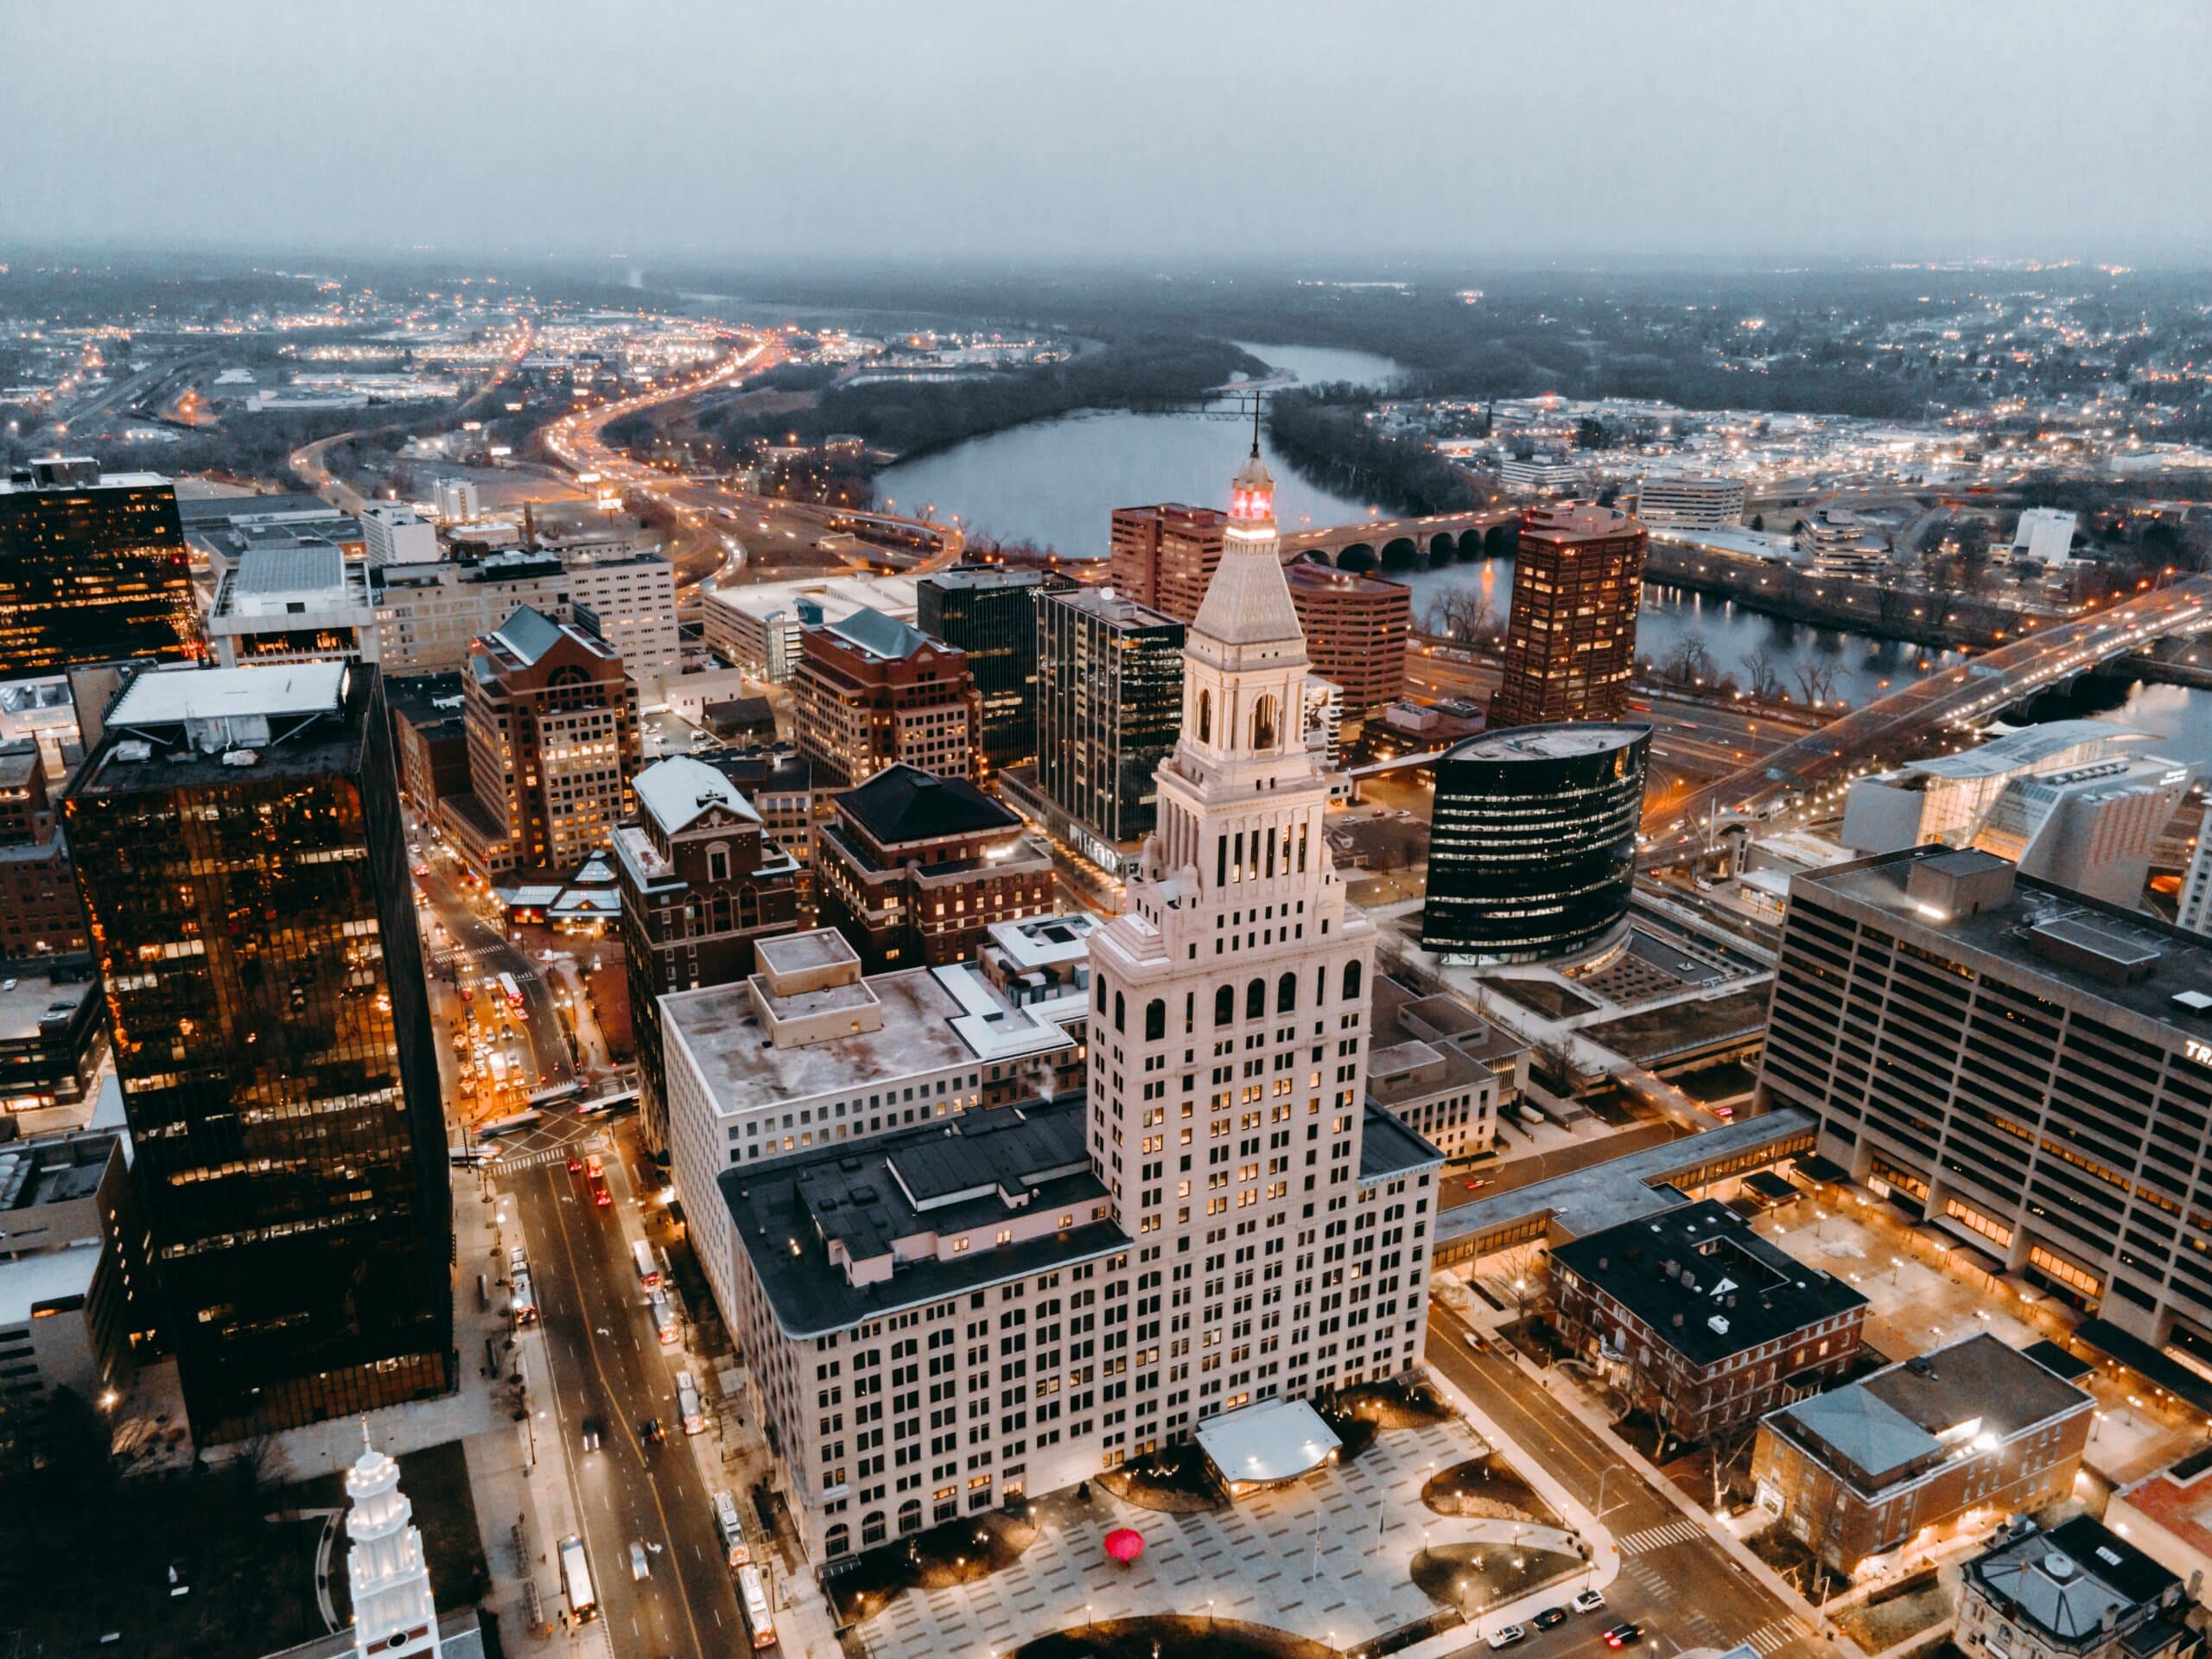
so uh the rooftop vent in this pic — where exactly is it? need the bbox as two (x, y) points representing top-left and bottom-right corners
(2174, 990), (2212, 1014)
(111, 740), (152, 764)
(1708, 1315), (1730, 1335)
(2045, 1552), (2077, 1582)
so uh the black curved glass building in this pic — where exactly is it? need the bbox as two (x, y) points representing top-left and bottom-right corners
(1421, 722), (1650, 964)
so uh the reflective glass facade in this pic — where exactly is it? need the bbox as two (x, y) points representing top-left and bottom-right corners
(0, 467), (198, 680)
(64, 666), (451, 1441)
(1035, 589), (1185, 846)
(1421, 723), (1650, 963)
(916, 568), (1065, 775)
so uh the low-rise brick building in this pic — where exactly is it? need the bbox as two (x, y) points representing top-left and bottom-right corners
(1958, 1515), (2193, 1659)
(1752, 1333), (2095, 1576)
(1551, 1198), (1867, 1442)
(814, 764), (1052, 972)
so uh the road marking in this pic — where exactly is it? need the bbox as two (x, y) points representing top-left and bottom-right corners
(1744, 1618), (1809, 1654)
(1615, 1519), (1707, 1555)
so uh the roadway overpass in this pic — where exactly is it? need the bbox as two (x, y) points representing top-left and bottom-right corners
(1281, 508), (1519, 573)
(1641, 575), (2212, 860)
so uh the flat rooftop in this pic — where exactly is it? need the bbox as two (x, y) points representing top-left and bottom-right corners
(0, 1243), (98, 1328)
(0, 972), (95, 1044)
(664, 965), (977, 1110)
(1359, 1103), (1444, 1184)
(1442, 722), (1650, 764)
(719, 1099), (1124, 1338)
(1797, 849), (2212, 1039)
(1435, 1108), (1818, 1251)
(1553, 1198), (1865, 1366)
(105, 660), (348, 728)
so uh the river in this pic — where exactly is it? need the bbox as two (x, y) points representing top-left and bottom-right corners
(876, 341), (2212, 761)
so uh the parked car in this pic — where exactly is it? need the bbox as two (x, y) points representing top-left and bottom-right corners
(1572, 1591), (1607, 1615)
(1489, 1628), (1527, 1650)
(1534, 1609), (1568, 1630)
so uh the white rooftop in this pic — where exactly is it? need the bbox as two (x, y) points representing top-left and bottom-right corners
(633, 754), (760, 835)
(0, 1241), (99, 1327)
(1195, 1395), (1342, 1487)
(105, 661), (347, 728)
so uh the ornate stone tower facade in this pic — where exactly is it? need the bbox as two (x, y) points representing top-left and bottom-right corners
(345, 1427), (444, 1659)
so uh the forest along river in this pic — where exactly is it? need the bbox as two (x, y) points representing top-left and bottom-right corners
(874, 341), (2212, 757)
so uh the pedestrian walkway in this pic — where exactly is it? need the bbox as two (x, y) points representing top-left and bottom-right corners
(1615, 1518), (1707, 1555)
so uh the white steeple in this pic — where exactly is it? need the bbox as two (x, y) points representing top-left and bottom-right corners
(345, 1425), (444, 1659)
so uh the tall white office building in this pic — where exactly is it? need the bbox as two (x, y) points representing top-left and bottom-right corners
(359, 502), (439, 567)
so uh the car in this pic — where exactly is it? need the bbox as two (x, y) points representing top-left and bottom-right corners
(1462, 1177), (1491, 1192)
(629, 1541), (650, 1581)
(1603, 1624), (1643, 1649)
(1489, 1627), (1527, 1649)
(639, 1417), (666, 1445)
(1464, 1331), (1487, 1351)
(568, 1154), (584, 1173)
(580, 1416), (602, 1452)
(1572, 1591), (1606, 1615)
(1534, 1609), (1569, 1630)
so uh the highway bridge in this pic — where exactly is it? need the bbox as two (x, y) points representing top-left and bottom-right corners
(1641, 575), (2212, 859)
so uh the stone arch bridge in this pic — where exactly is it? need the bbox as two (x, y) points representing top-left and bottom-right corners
(1279, 508), (1521, 575)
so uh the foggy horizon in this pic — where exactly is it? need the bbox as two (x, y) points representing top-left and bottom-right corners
(6, 0), (2209, 269)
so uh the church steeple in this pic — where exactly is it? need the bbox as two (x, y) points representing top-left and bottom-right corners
(345, 1426), (444, 1659)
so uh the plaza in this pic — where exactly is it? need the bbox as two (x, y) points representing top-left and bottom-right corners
(847, 1414), (1590, 1659)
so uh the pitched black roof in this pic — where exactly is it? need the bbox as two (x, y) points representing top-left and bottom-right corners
(838, 763), (1014, 846)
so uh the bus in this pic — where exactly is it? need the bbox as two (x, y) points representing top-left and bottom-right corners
(528, 1079), (582, 1109)
(650, 1291), (678, 1346)
(476, 1108), (543, 1141)
(509, 1247), (538, 1325)
(497, 972), (526, 1015)
(486, 1052), (510, 1093)
(711, 1491), (747, 1567)
(577, 1090), (639, 1118)
(676, 1370), (705, 1435)
(632, 1239), (661, 1291)
(558, 1535), (596, 1621)
(736, 1562), (775, 1649)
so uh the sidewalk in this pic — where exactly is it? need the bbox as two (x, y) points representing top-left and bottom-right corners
(1443, 1299), (1869, 1659)
(458, 1160), (610, 1657)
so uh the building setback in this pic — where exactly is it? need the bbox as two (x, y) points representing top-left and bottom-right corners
(614, 755), (804, 1152)
(0, 458), (199, 680)
(813, 763), (1052, 972)
(1489, 503), (1647, 728)
(1758, 847), (2212, 1347)
(792, 607), (980, 789)
(63, 662), (452, 1441)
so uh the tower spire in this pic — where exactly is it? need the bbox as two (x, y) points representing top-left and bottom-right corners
(1249, 389), (1262, 459)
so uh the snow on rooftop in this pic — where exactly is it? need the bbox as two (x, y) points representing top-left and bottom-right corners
(105, 661), (347, 728)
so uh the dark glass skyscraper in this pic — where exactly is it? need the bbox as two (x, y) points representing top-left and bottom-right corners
(63, 661), (452, 1441)
(0, 458), (199, 681)
(916, 567), (1065, 776)
(1034, 587), (1184, 851)
(1421, 722), (1650, 964)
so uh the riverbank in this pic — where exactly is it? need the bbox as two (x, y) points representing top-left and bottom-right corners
(1643, 540), (2049, 652)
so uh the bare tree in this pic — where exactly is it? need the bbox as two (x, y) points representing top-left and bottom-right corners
(1795, 663), (1840, 706)
(1657, 629), (1715, 688)
(1741, 645), (1786, 702)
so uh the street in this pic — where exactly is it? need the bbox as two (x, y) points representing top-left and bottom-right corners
(506, 1121), (744, 1658)
(1426, 1300), (1820, 1659)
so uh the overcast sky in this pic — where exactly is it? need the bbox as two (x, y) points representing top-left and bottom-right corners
(4, 0), (2208, 268)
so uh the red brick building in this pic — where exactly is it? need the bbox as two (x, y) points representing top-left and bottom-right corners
(791, 608), (979, 789)
(1109, 503), (1225, 624)
(1285, 562), (1413, 715)
(0, 741), (87, 959)
(814, 764), (1052, 972)
(1491, 503), (1647, 728)
(444, 607), (639, 878)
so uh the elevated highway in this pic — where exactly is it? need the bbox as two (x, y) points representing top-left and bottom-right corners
(1641, 575), (2212, 859)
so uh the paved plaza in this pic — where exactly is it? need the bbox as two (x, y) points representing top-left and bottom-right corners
(853, 1417), (1587, 1659)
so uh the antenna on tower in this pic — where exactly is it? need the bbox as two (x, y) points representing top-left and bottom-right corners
(1250, 389), (1263, 458)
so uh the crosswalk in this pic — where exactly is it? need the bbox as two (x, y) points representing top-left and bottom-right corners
(1615, 1517), (1708, 1555)
(1743, 1618), (1810, 1655)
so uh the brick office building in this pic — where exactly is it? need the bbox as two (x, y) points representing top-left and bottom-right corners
(792, 607), (980, 788)
(1490, 503), (1647, 728)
